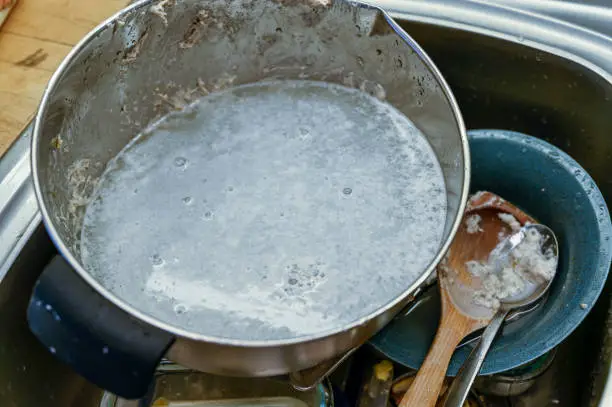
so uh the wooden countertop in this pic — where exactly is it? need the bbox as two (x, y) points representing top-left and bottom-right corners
(0, 0), (128, 156)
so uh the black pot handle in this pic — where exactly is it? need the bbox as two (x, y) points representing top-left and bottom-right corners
(27, 255), (175, 399)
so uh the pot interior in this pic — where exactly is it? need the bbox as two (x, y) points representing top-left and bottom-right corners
(32, 0), (467, 338)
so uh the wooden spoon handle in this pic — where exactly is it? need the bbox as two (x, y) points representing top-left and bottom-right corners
(399, 308), (473, 407)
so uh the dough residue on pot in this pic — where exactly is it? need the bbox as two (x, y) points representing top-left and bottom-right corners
(149, 0), (174, 26)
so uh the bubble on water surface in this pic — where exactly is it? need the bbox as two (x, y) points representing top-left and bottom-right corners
(174, 157), (188, 169)
(151, 254), (164, 267)
(174, 304), (188, 314)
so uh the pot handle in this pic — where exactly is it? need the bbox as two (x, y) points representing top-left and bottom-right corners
(27, 255), (175, 399)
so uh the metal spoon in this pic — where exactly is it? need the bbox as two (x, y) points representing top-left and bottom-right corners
(442, 223), (559, 407)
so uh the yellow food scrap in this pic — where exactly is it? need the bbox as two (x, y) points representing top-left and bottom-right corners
(374, 360), (393, 381)
(152, 398), (170, 407)
(50, 136), (62, 150)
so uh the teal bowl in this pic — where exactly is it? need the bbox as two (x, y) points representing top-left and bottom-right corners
(369, 129), (612, 375)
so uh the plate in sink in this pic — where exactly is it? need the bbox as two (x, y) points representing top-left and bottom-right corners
(370, 129), (612, 376)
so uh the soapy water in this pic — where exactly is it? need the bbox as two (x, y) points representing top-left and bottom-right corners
(80, 80), (448, 340)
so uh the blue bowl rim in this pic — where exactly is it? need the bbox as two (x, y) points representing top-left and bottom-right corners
(370, 128), (612, 375)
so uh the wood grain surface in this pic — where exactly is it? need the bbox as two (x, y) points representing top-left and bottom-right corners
(0, 0), (128, 156)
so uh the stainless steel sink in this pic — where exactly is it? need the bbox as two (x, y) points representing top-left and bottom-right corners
(0, 1), (610, 406)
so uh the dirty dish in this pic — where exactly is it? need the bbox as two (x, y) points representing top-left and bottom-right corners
(398, 191), (546, 407)
(370, 129), (612, 375)
(27, 0), (470, 399)
(442, 223), (558, 407)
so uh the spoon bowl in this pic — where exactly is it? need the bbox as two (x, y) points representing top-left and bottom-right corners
(495, 224), (558, 310)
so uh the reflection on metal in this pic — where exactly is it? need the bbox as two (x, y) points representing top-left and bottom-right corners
(0, 125), (39, 281)
(379, 0), (612, 78)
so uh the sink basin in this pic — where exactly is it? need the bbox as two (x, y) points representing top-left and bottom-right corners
(0, 1), (610, 406)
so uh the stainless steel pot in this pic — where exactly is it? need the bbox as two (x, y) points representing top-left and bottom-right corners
(28, 0), (469, 400)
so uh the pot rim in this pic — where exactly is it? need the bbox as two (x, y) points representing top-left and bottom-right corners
(31, 0), (470, 347)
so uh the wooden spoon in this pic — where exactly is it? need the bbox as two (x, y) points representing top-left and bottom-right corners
(398, 191), (536, 407)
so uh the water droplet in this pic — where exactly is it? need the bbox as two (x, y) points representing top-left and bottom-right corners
(343, 187), (353, 195)
(174, 157), (188, 169)
(151, 254), (164, 266)
(174, 304), (188, 314)
(102, 346), (109, 354)
(203, 211), (213, 220)
(227, 186), (234, 192)
(182, 196), (193, 205)
(288, 278), (298, 285)
(49, 346), (56, 354)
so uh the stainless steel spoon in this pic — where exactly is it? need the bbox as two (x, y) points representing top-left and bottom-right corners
(442, 224), (559, 407)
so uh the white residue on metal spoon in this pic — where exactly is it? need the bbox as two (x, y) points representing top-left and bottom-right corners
(467, 226), (557, 309)
(149, 0), (174, 26)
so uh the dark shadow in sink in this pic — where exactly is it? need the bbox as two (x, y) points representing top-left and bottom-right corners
(0, 225), (102, 407)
